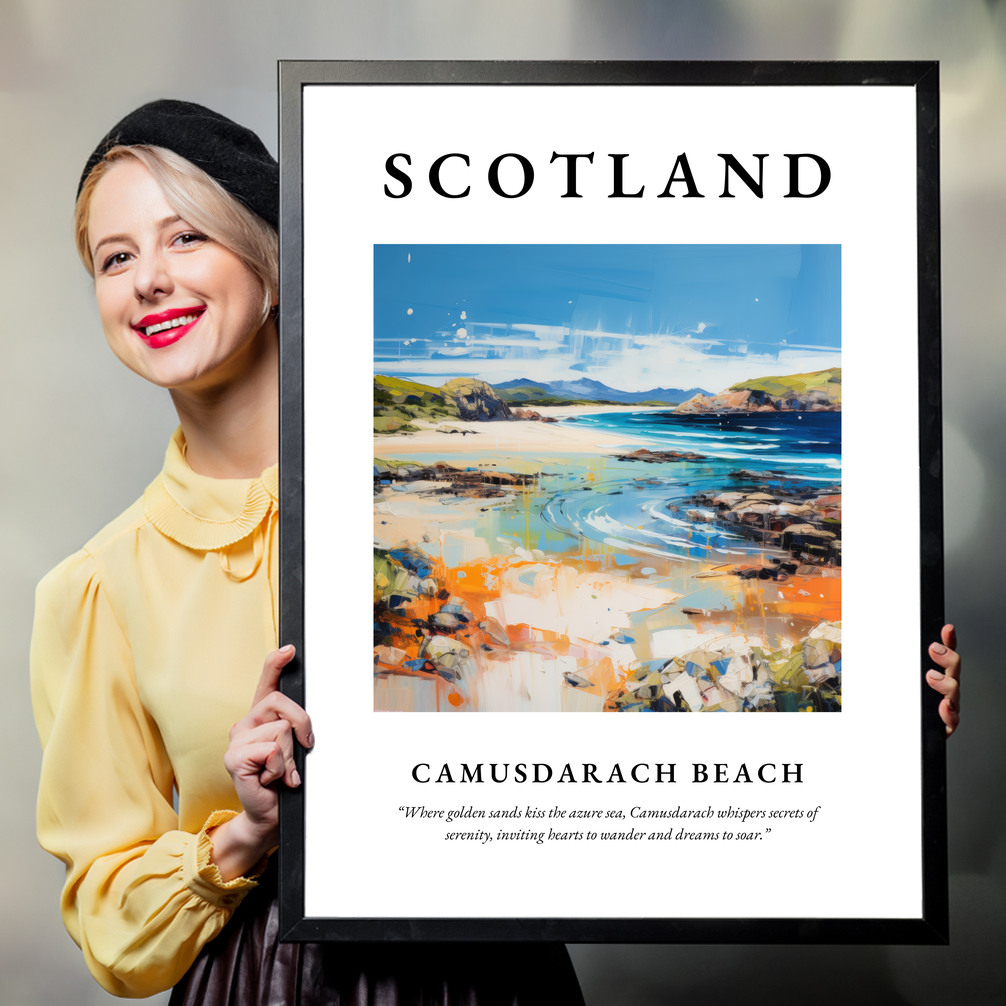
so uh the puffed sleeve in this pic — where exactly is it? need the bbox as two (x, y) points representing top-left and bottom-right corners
(31, 549), (262, 998)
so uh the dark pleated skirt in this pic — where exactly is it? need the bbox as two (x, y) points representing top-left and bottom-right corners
(169, 869), (584, 1006)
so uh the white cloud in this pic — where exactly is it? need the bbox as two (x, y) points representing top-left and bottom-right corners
(379, 318), (841, 392)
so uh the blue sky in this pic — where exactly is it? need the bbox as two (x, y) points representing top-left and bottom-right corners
(374, 244), (840, 392)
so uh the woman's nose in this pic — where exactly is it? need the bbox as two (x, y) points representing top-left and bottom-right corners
(133, 249), (173, 302)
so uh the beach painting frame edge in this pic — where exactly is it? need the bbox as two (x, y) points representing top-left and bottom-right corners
(373, 242), (844, 716)
(278, 60), (947, 944)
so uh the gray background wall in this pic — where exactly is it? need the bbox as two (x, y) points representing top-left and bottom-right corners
(1, 2), (1002, 1003)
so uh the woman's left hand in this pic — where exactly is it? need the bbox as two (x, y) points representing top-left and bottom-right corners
(926, 624), (960, 737)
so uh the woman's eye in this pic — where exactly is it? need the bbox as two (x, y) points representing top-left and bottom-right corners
(173, 231), (208, 248)
(101, 251), (131, 273)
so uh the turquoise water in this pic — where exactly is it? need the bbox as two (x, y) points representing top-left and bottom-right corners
(573, 410), (841, 476)
(378, 411), (840, 565)
(540, 411), (841, 562)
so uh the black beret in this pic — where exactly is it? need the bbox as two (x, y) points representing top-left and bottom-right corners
(77, 99), (278, 228)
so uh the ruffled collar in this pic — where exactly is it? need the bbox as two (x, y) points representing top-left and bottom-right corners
(143, 428), (278, 551)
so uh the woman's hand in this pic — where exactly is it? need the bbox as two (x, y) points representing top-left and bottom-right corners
(209, 645), (314, 881)
(926, 624), (960, 738)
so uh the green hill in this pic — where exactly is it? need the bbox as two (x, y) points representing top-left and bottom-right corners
(374, 374), (459, 433)
(374, 375), (444, 398)
(730, 368), (842, 402)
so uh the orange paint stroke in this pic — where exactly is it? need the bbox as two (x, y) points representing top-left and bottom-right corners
(764, 574), (842, 623)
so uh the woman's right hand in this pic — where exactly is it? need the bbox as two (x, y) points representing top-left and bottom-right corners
(209, 645), (314, 881)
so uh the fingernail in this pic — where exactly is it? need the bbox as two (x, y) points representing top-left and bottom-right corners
(946, 700), (956, 713)
(931, 643), (947, 654)
(307, 732), (315, 748)
(280, 644), (295, 654)
(292, 768), (301, 787)
(927, 669), (944, 679)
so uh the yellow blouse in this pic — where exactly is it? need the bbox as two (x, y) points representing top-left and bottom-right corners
(31, 428), (279, 998)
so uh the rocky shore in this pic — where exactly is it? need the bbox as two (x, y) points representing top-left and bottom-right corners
(681, 480), (842, 567)
(605, 621), (842, 713)
(375, 458), (536, 500)
(510, 407), (558, 423)
(674, 367), (842, 415)
(374, 537), (842, 713)
(614, 447), (707, 463)
(374, 544), (501, 690)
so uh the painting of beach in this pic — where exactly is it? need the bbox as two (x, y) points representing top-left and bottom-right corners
(373, 245), (841, 712)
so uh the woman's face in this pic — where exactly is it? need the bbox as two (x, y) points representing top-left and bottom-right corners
(87, 158), (270, 392)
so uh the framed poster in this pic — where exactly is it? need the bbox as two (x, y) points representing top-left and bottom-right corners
(277, 61), (946, 943)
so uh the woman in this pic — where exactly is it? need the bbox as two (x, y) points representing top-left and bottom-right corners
(33, 99), (962, 1003)
(31, 100), (586, 1003)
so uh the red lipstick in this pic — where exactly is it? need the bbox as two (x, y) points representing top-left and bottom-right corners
(132, 306), (205, 349)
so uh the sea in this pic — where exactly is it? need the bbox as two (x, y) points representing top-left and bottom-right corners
(540, 410), (841, 563)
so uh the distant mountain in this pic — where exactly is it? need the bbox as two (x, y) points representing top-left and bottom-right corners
(492, 378), (712, 405)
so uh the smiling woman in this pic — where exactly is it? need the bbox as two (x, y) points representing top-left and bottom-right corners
(84, 158), (272, 393)
(29, 99), (584, 1005)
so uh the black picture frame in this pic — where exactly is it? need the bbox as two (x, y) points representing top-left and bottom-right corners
(277, 60), (945, 944)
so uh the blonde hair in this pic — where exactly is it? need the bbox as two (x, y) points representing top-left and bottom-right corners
(75, 145), (278, 323)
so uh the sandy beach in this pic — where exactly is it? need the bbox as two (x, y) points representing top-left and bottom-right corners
(373, 407), (657, 456)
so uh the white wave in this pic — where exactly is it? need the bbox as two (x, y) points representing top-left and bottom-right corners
(646, 512), (746, 545)
(647, 430), (735, 441)
(644, 508), (696, 531)
(690, 443), (782, 454)
(607, 520), (727, 550)
(582, 510), (636, 536)
(600, 537), (689, 559)
(599, 535), (748, 559)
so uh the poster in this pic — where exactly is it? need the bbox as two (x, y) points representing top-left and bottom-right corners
(279, 62), (945, 942)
